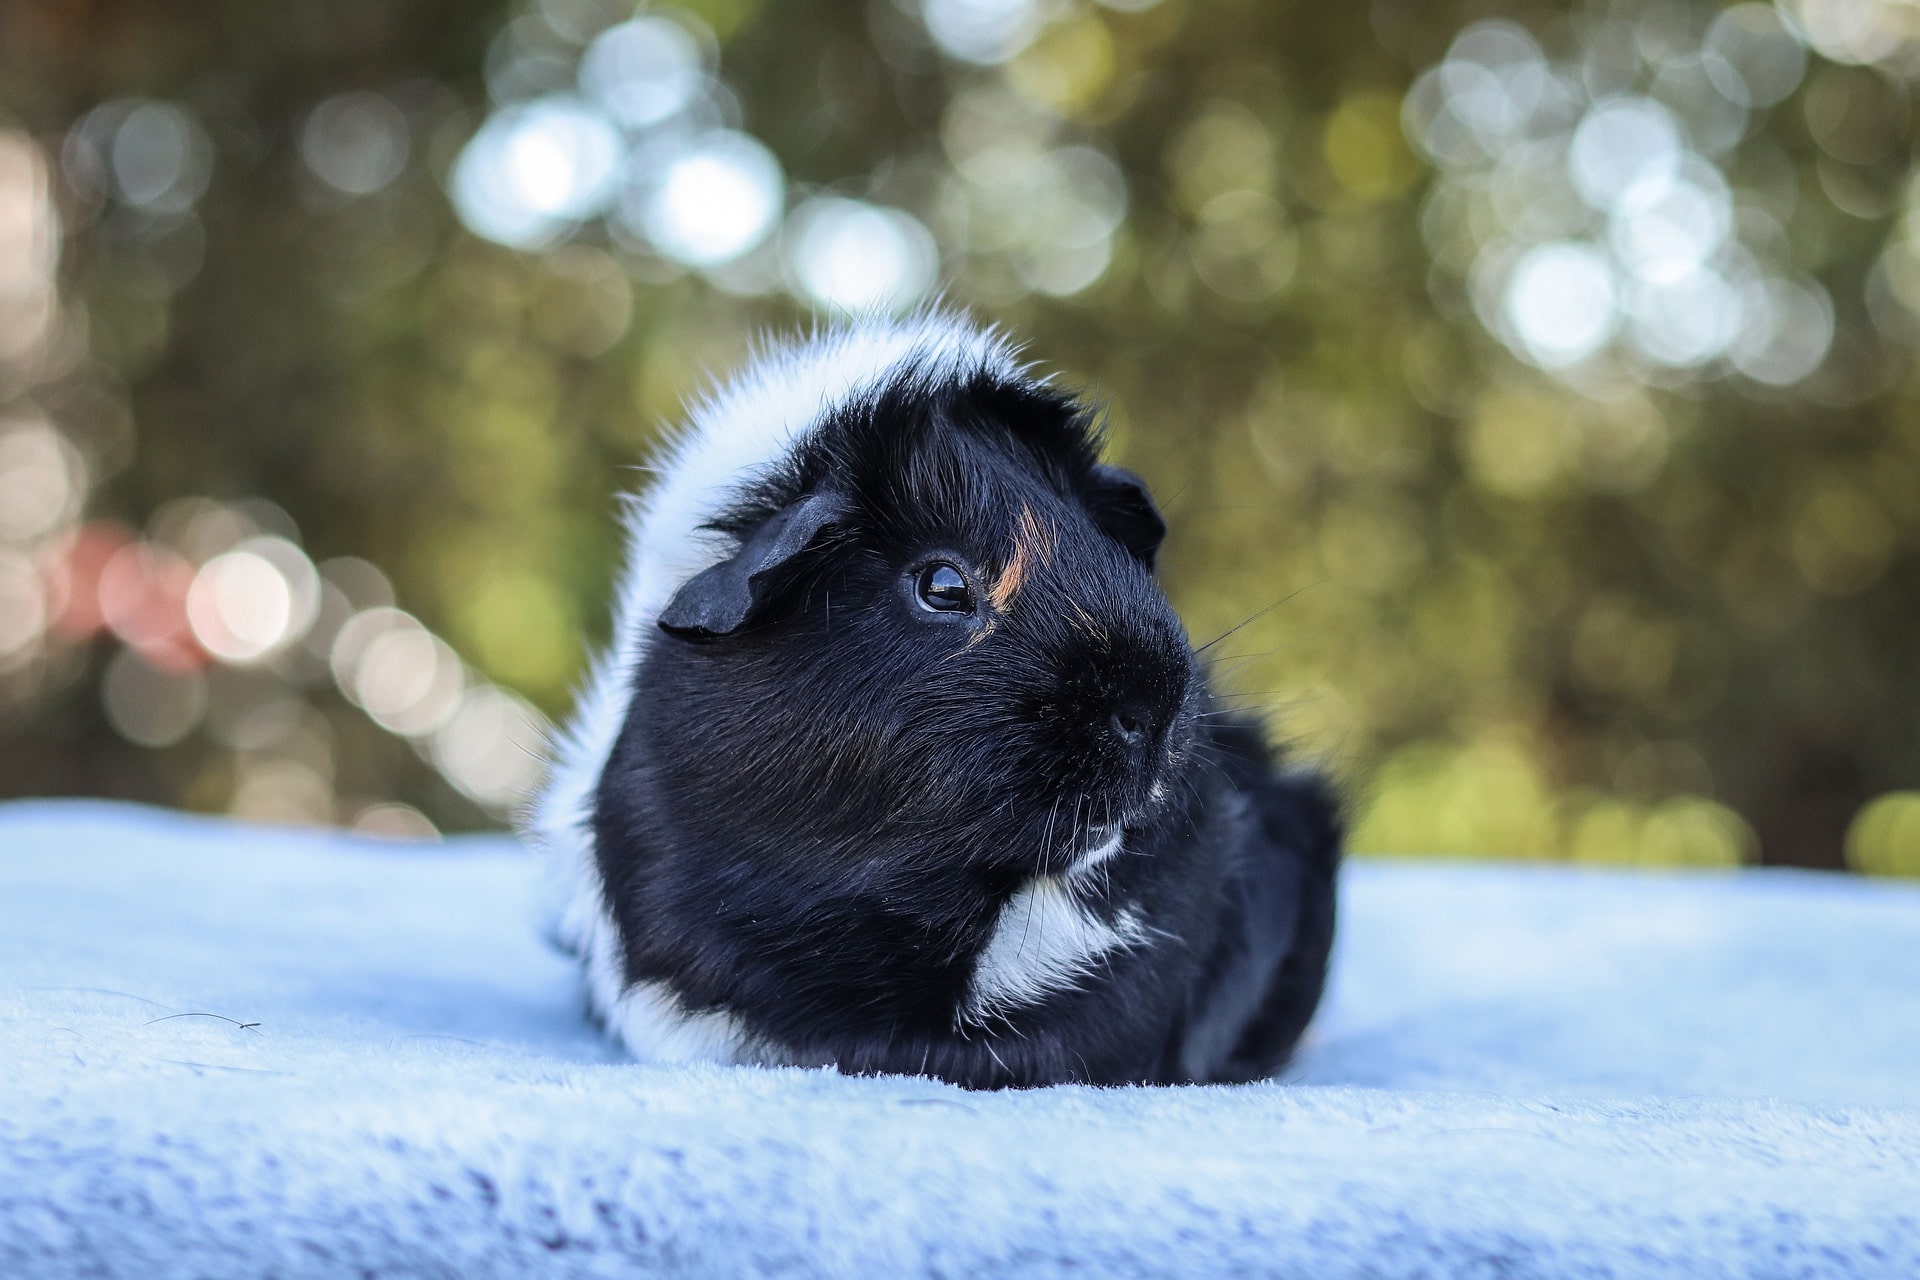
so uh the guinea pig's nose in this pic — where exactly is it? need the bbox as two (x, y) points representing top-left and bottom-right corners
(1110, 704), (1149, 749)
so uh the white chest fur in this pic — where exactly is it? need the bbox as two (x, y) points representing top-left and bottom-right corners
(964, 845), (1147, 1024)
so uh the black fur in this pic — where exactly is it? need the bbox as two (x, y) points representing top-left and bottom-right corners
(593, 366), (1342, 1088)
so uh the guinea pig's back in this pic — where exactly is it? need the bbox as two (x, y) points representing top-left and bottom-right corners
(1178, 714), (1343, 1082)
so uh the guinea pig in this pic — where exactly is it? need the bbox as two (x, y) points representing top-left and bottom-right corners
(528, 312), (1341, 1089)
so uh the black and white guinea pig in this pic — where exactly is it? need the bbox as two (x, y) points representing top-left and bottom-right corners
(528, 312), (1341, 1089)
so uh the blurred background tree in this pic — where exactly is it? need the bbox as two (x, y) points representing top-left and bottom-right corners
(3, 0), (1919, 874)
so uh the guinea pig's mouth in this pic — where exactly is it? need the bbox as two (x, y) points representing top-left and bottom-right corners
(1040, 753), (1186, 874)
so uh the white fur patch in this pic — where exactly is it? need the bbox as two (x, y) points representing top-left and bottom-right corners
(552, 858), (763, 1065)
(1076, 825), (1125, 872)
(525, 313), (1025, 1065)
(963, 841), (1148, 1024)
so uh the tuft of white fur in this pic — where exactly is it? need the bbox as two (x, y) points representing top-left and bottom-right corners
(962, 835), (1147, 1025)
(525, 313), (1025, 1066)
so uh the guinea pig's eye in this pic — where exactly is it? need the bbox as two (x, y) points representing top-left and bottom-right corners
(914, 562), (975, 614)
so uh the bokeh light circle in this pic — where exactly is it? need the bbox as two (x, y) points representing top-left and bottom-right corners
(1439, 20), (1550, 147)
(1704, 5), (1808, 108)
(785, 197), (939, 314)
(101, 647), (208, 747)
(0, 418), (87, 542)
(1570, 98), (1683, 213)
(1626, 267), (1744, 367)
(185, 536), (319, 664)
(0, 548), (45, 668)
(108, 101), (212, 213)
(450, 96), (623, 250)
(354, 625), (465, 737)
(920, 0), (1045, 65)
(1504, 241), (1621, 367)
(579, 17), (706, 128)
(1608, 159), (1734, 286)
(633, 131), (784, 267)
(301, 92), (411, 196)
(431, 685), (549, 807)
(1731, 275), (1836, 385)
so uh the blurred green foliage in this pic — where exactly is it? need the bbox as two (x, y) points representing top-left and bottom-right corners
(2, 0), (1918, 872)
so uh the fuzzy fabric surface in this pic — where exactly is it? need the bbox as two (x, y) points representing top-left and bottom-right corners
(2, 800), (1918, 1279)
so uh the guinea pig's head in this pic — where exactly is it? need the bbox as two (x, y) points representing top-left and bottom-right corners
(621, 362), (1195, 884)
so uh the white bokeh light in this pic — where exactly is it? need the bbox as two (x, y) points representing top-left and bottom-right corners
(1704, 5), (1808, 108)
(1504, 241), (1621, 367)
(1409, 13), (1840, 391)
(1732, 275), (1836, 385)
(185, 536), (319, 664)
(920, 0), (1046, 65)
(579, 17), (706, 129)
(1609, 160), (1733, 286)
(1783, 0), (1918, 68)
(300, 92), (411, 196)
(785, 198), (939, 314)
(450, 97), (623, 250)
(1626, 268), (1745, 367)
(1570, 98), (1683, 213)
(188, 552), (289, 661)
(1439, 21), (1552, 146)
(0, 418), (86, 543)
(1650, 54), (1750, 158)
(108, 101), (213, 214)
(0, 547), (44, 668)
(330, 606), (411, 699)
(353, 625), (465, 737)
(0, 130), (59, 366)
(632, 131), (784, 267)
(432, 685), (549, 807)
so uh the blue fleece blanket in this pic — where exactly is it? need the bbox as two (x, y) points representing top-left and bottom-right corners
(2, 800), (1916, 1278)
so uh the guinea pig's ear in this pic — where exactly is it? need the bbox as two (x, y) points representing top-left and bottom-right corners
(658, 490), (848, 640)
(1084, 464), (1167, 569)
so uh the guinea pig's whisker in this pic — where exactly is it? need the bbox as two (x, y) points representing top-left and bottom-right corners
(1193, 584), (1316, 655)
(1206, 646), (1306, 675)
(1014, 873), (1042, 964)
(1038, 794), (1065, 873)
(1193, 703), (1299, 721)
(1188, 754), (1238, 801)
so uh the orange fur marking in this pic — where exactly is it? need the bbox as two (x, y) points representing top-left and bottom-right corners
(989, 505), (1054, 612)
